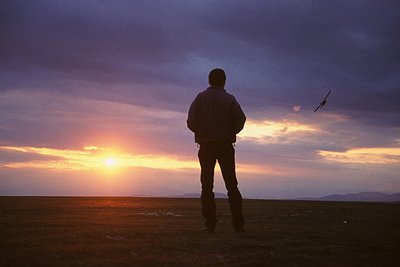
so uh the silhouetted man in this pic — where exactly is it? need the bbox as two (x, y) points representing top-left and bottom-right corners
(187, 68), (246, 233)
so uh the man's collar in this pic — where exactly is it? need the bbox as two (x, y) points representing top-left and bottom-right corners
(208, 86), (225, 91)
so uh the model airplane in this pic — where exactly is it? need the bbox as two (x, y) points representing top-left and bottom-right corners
(314, 90), (331, 112)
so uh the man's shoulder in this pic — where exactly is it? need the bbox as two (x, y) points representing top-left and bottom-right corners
(219, 90), (237, 102)
(195, 87), (239, 106)
(203, 87), (236, 97)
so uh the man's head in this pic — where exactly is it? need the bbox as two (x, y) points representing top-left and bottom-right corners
(208, 68), (226, 87)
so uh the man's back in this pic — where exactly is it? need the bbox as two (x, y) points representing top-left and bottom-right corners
(187, 86), (246, 144)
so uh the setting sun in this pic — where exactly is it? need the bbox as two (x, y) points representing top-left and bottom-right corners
(104, 157), (118, 168)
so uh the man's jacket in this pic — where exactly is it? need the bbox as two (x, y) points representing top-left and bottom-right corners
(187, 86), (246, 144)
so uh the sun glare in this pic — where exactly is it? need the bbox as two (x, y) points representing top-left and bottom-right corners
(0, 145), (200, 171)
(104, 157), (118, 167)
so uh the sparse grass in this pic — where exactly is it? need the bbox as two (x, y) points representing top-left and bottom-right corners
(1, 197), (399, 266)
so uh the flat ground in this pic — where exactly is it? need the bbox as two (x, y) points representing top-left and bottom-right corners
(0, 197), (399, 266)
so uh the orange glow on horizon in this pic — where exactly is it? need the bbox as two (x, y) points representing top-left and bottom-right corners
(0, 145), (283, 177)
(319, 147), (400, 164)
(0, 145), (199, 172)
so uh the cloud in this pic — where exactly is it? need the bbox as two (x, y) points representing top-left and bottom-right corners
(0, 144), (198, 171)
(0, 89), (196, 155)
(1, 1), (399, 122)
(0, 146), (63, 165)
(238, 118), (318, 144)
(319, 147), (400, 164)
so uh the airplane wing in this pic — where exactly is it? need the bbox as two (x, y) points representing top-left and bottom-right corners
(314, 90), (331, 112)
(314, 103), (322, 112)
(324, 90), (332, 100)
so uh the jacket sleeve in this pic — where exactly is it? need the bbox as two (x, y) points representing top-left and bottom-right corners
(231, 100), (246, 134)
(187, 95), (200, 133)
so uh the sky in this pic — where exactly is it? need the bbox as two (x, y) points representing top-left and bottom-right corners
(1, 0), (399, 199)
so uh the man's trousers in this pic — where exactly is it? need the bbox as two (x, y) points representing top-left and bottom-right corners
(198, 142), (244, 229)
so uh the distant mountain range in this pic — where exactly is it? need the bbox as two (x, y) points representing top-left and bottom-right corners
(297, 192), (400, 203)
(166, 191), (400, 203)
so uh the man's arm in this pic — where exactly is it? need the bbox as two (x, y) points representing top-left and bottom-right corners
(187, 96), (200, 133)
(231, 100), (246, 134)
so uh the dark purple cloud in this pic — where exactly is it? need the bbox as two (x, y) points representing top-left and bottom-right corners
(1, 1), (399, 121)
(0, 148), (63, 164)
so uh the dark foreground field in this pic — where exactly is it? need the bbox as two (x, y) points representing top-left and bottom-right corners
(1, 197), (399, 266)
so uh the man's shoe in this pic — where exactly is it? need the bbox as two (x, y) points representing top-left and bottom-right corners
(202, 227), (215, 233)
